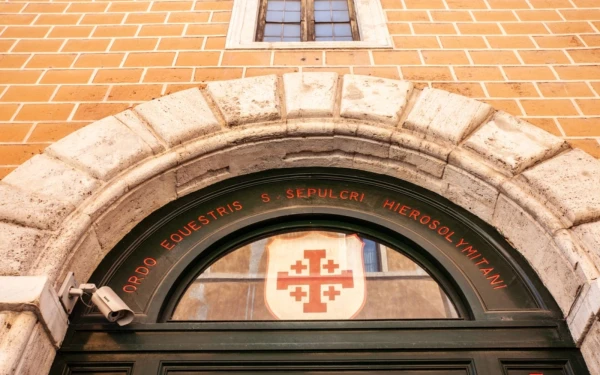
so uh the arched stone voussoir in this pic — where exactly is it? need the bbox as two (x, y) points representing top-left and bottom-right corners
(2, 73), (600, 363)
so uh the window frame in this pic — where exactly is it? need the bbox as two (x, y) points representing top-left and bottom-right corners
(226, 0), (392, 49)
(255, 0), (360, 43)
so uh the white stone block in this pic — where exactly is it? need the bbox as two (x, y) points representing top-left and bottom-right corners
(444, 166), (498, 204)
(94, 172), (177, 251)
(341, 75), (413, 125)
(500, 180), (566, 234)
(283, 72), (338, 119)
(0, 312), (37, 375)
(13, 322), (56, 375)
(356, 124), (394, 143)
(46, 116), (154, 181)
(404, 88), (493, 145)
(581, 318), (600, 375)
(334, 135), (390, 159)
(228, 143), (287, 176)
(390, 131), (452, 161)
(176, 151), (232, 197)
(176, 131), (235, 164)
(554, 229), (600, 283)
(0, 276), (67, 346)
(520, 149), (600, 226)
(57, 230), (105, 285)
(444, 184), (494, 223)
(287, 120), (336, 136)
(114, 110), (166, 154)
(3, 154), (101, 208)
(572, 220), (600, 271)
(207, 75), (281, 126)
(388, 146), (446, 178)
(442, 165), (499, 222)
(284, 153), (354, 169)
(0, 183), (74, 231)
(0, 222), (50, 276)
(228, 123), (287, 144)
(463, 112), (566, 175)
(448, 148), (508, 188)
(384, 160), (447, 196)
(333, 121), (359, 137)
(353, 154), (392, 175)
(492, 195), (583, 315)
(281, 137), (354, 169)
(176, 151), (231, 190)
(28, 213), (93, 285)
(568, 279), (600, 344)
(134, 88), (220, 146)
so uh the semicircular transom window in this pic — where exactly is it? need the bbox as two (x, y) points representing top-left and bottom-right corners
(173, 230), (459, 320)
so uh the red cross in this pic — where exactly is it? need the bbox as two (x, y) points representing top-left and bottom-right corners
(322, 259), (339, 273)
(290, 260), (307, 274)
(277, 250), (354, 313)
(289, 287), (307, 301)
(323, 286), (340, 301)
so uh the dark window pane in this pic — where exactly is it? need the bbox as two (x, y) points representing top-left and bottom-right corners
(283, 37), (301, 42)
(363, 239), (380, 272)
(335, 36), (353, 41)
(264, 36), (282, 42)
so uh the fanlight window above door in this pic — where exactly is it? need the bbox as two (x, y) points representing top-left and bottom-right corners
(172, 230), (459, 321)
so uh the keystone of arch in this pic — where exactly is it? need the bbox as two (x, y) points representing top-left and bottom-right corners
(0, 73), (600, 373)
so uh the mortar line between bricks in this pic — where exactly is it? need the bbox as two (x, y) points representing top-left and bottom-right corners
(22, 122), (38, 143)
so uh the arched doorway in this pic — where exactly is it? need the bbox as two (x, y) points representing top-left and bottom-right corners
(51, 169), (589, 374)
(1, 73), (598, 374)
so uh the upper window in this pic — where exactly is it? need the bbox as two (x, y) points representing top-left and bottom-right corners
(172, 230), (459, 321)
(226, 0), (391, 49)
(257, 0), (359, 42)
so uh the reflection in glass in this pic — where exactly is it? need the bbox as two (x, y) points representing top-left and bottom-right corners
(313, 0), (353, 41)
(173, 231), (458, 321)
(264, 0), (302, 42)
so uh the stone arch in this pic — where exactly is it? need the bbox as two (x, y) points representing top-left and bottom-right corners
(1, 73), (599, 373)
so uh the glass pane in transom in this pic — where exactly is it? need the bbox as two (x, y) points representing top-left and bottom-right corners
(172, 231), (459, 321)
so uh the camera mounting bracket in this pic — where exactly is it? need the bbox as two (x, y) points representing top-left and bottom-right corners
(58, 272), (79, 314)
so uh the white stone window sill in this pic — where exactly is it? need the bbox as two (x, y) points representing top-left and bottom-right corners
(226, 0), (392, 50)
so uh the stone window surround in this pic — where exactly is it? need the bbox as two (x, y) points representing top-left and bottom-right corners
(226, 0), (392, 49)
(1, 73), (600, 374)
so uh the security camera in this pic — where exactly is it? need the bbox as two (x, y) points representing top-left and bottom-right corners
(90, 286), (135, 326)
(59, 272), (134, 326)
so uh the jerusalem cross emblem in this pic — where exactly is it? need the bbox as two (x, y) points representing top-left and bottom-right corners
(264, 231), (366, 320)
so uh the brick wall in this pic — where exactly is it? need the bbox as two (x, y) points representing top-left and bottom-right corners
(0, 0), (599, 179)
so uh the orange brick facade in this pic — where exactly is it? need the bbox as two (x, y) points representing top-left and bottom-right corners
(1, 0), (599, 179)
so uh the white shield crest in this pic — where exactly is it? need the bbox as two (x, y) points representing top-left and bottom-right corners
(264, 231), (366, 320)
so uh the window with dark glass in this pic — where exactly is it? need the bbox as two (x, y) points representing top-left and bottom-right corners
(256, 0), (359, 42)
